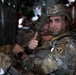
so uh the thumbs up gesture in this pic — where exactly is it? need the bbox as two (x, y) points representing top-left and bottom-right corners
(27, 32), (38, 49)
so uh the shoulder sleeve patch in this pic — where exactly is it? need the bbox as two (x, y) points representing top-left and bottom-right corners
(53, 44), (66, 55)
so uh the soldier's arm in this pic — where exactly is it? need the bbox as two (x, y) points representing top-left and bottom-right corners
(20, 38), (76, 75)
(20, 53), (58, 75)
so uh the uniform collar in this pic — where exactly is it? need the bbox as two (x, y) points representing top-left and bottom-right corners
(51, 32), (70, 43)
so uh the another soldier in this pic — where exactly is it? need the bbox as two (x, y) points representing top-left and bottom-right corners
(0, 51), (18, 75)
(13, 4), (76, 75)
(15, 17), (53, 55)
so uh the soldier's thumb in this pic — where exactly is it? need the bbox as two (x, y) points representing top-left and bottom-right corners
(32, 32), (38, 40)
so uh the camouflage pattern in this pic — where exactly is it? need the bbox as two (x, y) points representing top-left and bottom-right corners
(0, 45), (14, 54)
(47, 4), (72, 22)
(0, 52), (15, 73)
(16, 29), (34, 46)
(34, 17), (49, 32)
(16, 17), (50, 47)
(0, 44), (35, 75)
(20, 32), (76, 75)
(0, 45), (18, 74)
(15, 65), (35, 75)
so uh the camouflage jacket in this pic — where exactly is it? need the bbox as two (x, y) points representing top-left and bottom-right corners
(20, 32), (76, 75)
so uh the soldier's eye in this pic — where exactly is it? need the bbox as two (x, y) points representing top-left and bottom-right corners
(55, 19), (60, 22)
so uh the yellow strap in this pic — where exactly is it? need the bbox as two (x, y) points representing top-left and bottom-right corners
(51, 33), (69, 42)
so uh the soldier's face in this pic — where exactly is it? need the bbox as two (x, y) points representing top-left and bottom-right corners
(49, 16), (67, 36)
(40, 23), (49, 35)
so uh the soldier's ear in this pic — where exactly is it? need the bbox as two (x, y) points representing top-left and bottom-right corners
(66, 20), (69, 26)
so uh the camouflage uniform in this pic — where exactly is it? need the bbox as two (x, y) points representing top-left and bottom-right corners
(0, 45), (18, 75)
(18, 4), (76, 75)
(16, 28), (34, 46)
(20, 32), (76, 75)
(0, 45), (35, 75)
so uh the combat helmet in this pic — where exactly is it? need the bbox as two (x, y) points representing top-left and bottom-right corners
(47, 4), (72, 22)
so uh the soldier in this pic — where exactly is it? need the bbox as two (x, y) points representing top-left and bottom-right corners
(13, 4), (76, 75)
(0, 52), (19, 75)
(15, 17), (53, 55)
